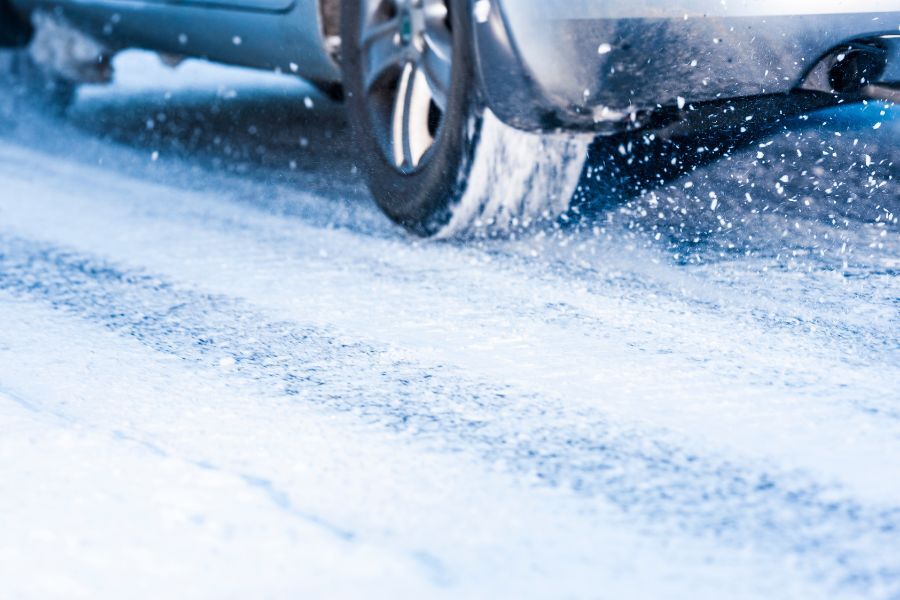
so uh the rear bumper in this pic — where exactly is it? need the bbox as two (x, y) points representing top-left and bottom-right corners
(474, 1), (900, 132)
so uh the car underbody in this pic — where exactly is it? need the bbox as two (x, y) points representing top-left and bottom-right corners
(3, 1), (899, 133)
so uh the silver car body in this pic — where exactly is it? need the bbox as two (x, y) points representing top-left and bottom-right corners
(7, 0), (900, 131)
(7, 0), (342, 82)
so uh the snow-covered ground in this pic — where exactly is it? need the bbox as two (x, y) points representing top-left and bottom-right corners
(0, 52), (898, 599)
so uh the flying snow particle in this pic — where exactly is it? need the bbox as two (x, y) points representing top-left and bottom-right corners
(473, 0), (491, 23)
(598, 43), (613, 55)
(677, 96), (686, 109)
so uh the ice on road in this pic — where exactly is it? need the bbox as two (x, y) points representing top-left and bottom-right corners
(0, 52), (898, 599)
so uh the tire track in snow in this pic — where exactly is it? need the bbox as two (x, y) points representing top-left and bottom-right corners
(0, 137), (894, 429)
(1, 233), (899, 597)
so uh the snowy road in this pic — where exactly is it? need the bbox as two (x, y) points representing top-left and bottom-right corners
(0, 53), (898, 599)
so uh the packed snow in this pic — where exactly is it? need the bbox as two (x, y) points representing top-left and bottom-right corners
(0, 51), (898, 599)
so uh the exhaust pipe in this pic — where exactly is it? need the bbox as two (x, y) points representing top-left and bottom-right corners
(800, 36), (898, 102)
(827, 43), (887, 94)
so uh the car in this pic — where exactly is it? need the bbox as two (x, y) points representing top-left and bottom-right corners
(2, 1), (898, 236)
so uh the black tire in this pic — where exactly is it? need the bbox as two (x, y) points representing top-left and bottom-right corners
(341, 0), (590, 237)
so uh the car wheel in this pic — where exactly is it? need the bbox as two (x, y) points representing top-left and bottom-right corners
(341, 0), (591, 237)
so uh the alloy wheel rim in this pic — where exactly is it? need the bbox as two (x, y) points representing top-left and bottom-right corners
(360, 0), (453, 173)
